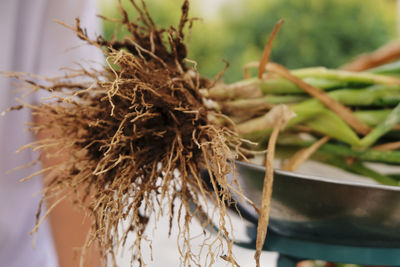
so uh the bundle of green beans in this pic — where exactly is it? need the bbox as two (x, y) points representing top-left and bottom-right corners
(207, 65), (400, 186)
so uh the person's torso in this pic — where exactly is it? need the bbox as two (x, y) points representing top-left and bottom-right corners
(0, 0), (102, 266)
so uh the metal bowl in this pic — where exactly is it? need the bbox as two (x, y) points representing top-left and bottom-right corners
(233, 160), (400, 247)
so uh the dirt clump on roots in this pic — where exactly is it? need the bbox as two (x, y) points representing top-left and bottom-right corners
(13, 0), (245, 266)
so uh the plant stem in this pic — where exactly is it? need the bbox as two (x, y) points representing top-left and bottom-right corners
(277, 137), (400, 164)
(312, 152), (399, 186)
(368, 60), (400, 77)
(354, 110), (392, 126)
(258, 77), (345, 94)
(292, 67), (400, 85)
(302, 109), (360, 145)
(359, 103), (400, 148)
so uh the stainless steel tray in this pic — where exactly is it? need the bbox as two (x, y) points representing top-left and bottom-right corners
(234, 160), (400, 247)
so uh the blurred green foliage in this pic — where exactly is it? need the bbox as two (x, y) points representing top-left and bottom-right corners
(99, 0), (397, 83)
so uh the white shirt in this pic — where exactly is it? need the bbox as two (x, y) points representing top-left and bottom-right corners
(0, 1), (102, 266)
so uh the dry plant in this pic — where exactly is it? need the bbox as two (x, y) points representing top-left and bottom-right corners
(10, 1), (248, 266)
(341, 40), (400, 71)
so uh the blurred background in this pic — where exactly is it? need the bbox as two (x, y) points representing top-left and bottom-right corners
(98, 1), (398, 266)
(100, 0), (397, 83)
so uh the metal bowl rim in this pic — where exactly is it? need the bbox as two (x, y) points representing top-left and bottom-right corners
(236, 160), (400, 192)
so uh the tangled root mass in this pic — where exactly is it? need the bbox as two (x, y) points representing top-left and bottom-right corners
(20, 1), (243, 266)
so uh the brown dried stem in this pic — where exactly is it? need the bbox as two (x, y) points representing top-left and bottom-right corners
(253, 105), (293, 267)
(258, 20), (284, 79)
(254, 119), (281, 267)
(282, 136), (330, 172)
(372, 141), (400, 151)
(342, 40), (400, 71)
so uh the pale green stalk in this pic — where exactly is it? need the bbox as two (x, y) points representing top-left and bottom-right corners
(368, 61), (400, 77)
(312, 152), (399, 186)
(359, 103), (400, 148)
(354, 110), (392, 127)
(292, 67), (400, 85)
(258, 76), (345, 94)
(277, 137), (400, 164)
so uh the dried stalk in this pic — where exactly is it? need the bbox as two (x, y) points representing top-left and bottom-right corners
(372, 141), (400, 151)
(342, 40), (400, 71)
(282, 136), (330, 172)
(258, 20), (285, 79)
